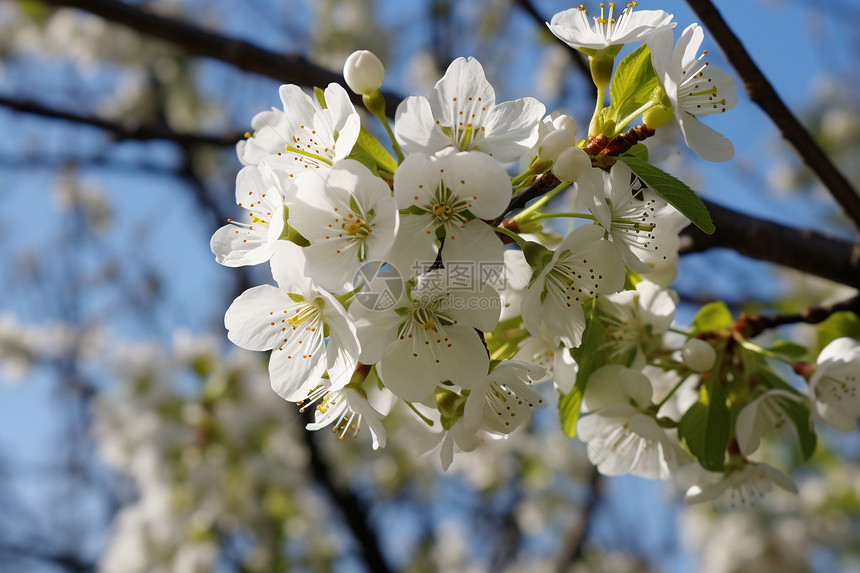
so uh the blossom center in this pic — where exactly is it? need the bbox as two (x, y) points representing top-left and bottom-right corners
(343, 217), (373, 238)
(426, 184), (470, 226)
(679, 51), (729, 115)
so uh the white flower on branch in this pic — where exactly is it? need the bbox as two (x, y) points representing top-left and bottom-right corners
(287, 159), (399, 293)
(808, 337), (860, 432)
(239, 83), (360, 170)
(649, 24), (738, 162)
(684, 462), (798, 507)
(577, 365), (680, 479)
(522, 224), (626, 348)
(394, 57), (545, 162)
(548, 2), (675, 56)
(210, 163), (285, 267)
(224, 242), (359, 398)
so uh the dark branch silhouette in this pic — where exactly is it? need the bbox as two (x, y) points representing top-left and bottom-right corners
(300, 411), (393, 573)
(684, 0), (860, 231)
(681, 199), (860, 289)
(0, 95), (242, 147)
(735, 294), (860, 339)
(36, 0), (404, 117)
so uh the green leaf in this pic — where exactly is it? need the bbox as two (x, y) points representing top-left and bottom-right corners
(815, 311), (860, 354)
(485, 316), (530, 362)
(678, 378), (730, 471)
(767, 340), (809, 359)
(604, 44), (660, 130)
(690, 301), (733, 334)
(625, 143), (649, 163)
(616, 154), (715, 234)
(752, 367), (803, 397)
(779, 396), (817, 460)
(313, 86), (327, 109)
(558, 385), (584, 439)
(559, 304), (609, 438)
(348, 127), (399, 175)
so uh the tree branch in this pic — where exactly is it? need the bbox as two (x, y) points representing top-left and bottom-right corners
(681, 199), (860, 289)
(0, 95), (242, 147)
(684, 0), (860, 231)
(735, 294), (860, 339)
(299, 412), (392, 573)
(35, 0), (403, 116)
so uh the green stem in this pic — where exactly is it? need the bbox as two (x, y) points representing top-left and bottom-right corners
(587, 85), (606, 138)
(511, 166), (539, 185)
(492, 226), (527, 248)
(668, 327), (693, 338)
(738, 340), (795, 365)
(509, 182), (570, 223)
(529, 212), (597, 222)
(405, 401), (435, 427)
(611, 100), (658, 137)
(373, 110), (405, 163)
(655, 374), (691, 411)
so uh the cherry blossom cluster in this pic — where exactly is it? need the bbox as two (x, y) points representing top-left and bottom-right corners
(212, 2), (860, 501)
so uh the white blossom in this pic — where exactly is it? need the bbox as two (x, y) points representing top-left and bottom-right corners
(684, 462), (798, 507)
(394, 57), (545, 162)
(808, 337), (860, 432)
(649, 24), (738, 161)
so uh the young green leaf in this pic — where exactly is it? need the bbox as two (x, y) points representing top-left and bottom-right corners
(616, 154), (715, 234)
(690, 301), (733, 334)
(767, 340), (809, 360)
(678, 378), (730, 471)
(559, 304), (608, 438)
(779, 396), (817, 460)
(815, 311), (860, 354)
(604, 44), (660, 132)
(348, 127), (399, 175)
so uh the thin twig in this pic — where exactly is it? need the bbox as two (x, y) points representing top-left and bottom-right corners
(735, 294), (860, 339)
(684, 0), (860, 231)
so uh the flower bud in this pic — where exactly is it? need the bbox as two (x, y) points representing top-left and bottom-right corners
(343, 50), (385, 95)
(551, 113), (577, 137)
(538, 129), (577, 162)
(551, 147), (591, 183)
(682, 338), (717, 372)
(643, 105), (674, 129)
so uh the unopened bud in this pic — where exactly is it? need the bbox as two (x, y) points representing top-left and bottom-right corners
(643, 105), (674, 130)
(538, 129), (577, 162)
(551, 114), (578, 137)
(682, 338), (717, 372)
(552, 147), (591, 183)
(343, 50), (385, 96)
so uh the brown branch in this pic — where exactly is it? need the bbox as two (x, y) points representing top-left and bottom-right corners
(0, 95), (242, 147)
(299, 411), (392, 573)
(36, 0), (404, 117)
(735, 294), (860, 339)
(684, 0), (860, 231)
(555, 467), (601, 571)
(680, 199), (860, 289)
